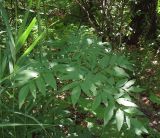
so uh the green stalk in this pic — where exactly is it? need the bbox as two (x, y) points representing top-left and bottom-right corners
(36, 0), (42, 35)
(42, 0), (49, 39)
(0, 1), (16, 63)
(15, 0), (18, 40)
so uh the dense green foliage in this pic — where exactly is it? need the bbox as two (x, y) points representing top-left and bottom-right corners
(0, 0), (160, 137)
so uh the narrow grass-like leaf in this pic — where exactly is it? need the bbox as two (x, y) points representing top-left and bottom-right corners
(9, 60), (14, 73)
(14, 111), (50, 135)
(0, 56), (7, 79)
(16, 18), (37, 51)
(19, 32), (45, 61)
(19, 85), (29, 109)
(0, 123), (52, 127)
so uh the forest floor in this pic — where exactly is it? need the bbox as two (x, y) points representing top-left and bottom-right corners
(126, 44), (160, 132)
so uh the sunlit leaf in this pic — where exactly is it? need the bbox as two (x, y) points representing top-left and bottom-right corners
(126, 115), (131, 129)
(9, 61), (14, 74)
(117, 98), (137, 107)
(16, 18), (37, 51)
(90, 84), (97, 96)
(122, 80), (135, 89)
(115, 108), (124, 131)
(124, 108), (143, 115)
(14, 69), (38, 85)
(114, 66), (129, 77)
(19, 32), (45, 61)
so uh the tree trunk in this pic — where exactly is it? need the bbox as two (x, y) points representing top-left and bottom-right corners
(127, 0), (157, 45)
(146, 0), (158, 39)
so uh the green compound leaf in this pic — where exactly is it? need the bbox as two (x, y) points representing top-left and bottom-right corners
(19, 85), (29, 109)
(29, 81), (37, 99)
(92, 94), (101, 110)
(36, 77), (46, 96)
(43, 72), (57, 89)
(71, 86), (81, 106)
(104, 103), (115, 126)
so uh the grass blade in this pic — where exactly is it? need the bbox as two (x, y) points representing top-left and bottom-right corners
(16, 17), (37, 52)
(17, 0), (33, 38)
(18, 32), (45, 61)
